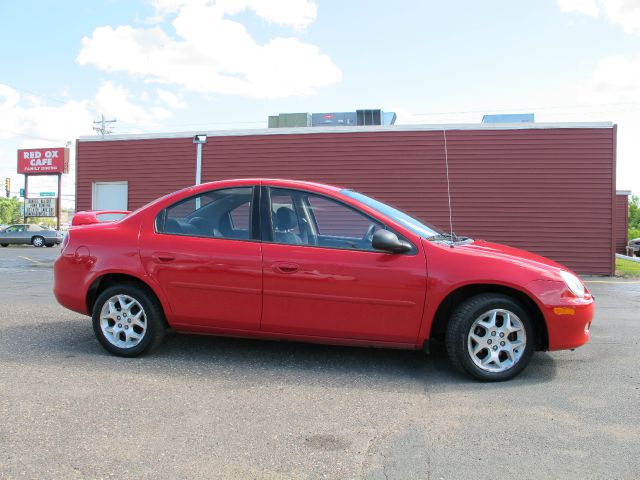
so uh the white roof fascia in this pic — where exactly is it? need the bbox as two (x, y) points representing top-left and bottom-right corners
(78, 121), (615, 142)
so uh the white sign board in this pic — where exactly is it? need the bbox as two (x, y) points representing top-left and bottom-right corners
(25, 198), (56, 217)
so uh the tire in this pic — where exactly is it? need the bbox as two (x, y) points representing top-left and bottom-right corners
(92, 284), (166, 357)
(1, 244), (7, 247)
(31, 236), (45, 247)
(445, 294), (535, 382)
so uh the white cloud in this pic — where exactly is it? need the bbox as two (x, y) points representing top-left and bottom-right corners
(77, 1), (340, 98)
(152, 0), (317, 29)
(216, 0), (317, 29)
(557, 0), (600, 17)
(578, 54), (640, 103)
(157, 88), (187, 109)
(0, 84), (93, 144)
(598, 0), (640, 34)
(95, 82), (173, 124)
(558, 0), (640, 34)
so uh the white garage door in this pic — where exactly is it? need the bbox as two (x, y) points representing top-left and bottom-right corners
(92, 182), (128, 210)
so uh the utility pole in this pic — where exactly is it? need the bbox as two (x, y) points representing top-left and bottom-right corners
(93, 114), (117, 137)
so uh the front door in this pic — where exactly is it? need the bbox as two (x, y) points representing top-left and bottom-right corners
(1, 225), (27, 244)
(261, 187), (427, 343)
(139, 186), (262, 332)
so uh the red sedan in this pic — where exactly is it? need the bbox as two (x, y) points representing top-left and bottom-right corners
(54, 179), (594, 381)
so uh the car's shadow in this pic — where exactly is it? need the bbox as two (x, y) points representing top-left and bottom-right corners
(2, 318), (558, 390)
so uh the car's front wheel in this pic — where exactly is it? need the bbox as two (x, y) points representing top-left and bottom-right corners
(445, 294), (535, 381)
(1, 243), (7, 247)
(92, 284), (166, 357)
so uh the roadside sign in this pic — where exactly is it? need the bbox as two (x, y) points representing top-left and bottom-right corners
(20, 188), (25, 197)
(17, 147), (70, 174)
(39, 192), (56, 197)
(25, 198), (56, 217)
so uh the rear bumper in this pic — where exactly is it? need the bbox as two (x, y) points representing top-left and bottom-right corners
(53, 254), (91, 315)
(526, 280), (594, 351)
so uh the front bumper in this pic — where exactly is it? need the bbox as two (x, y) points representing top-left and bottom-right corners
(526, 279), (594, 351)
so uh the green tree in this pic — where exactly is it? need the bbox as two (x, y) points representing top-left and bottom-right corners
(629, 195), (640, 240)
(0, 197), (22, 224)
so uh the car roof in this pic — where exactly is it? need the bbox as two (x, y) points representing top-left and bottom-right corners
(193, 178), (342, 193)
(124, 178), (347, 222)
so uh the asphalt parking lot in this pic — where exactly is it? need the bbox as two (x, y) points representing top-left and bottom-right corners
(1, 247), (639, 479)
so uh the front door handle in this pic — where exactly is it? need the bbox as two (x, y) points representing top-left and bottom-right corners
(272, 262), (299, 274)
(152, 252), (176, 263)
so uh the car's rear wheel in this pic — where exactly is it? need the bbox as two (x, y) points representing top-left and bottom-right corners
(92, 284), (166, 357)
(31, 236), (45, 247)
(445, 294), (535, 381)
(1, 243), (7, 247)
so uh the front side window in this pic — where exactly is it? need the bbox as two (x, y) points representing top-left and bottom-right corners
(340, 189), (442, 238)
(269, 188), (384, 251)
(157, 187), (254, 240)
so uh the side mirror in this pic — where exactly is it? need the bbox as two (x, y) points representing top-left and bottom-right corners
(372, 229), (412, 254)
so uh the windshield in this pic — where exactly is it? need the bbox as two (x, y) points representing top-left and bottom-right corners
(340, 189), (443, 238)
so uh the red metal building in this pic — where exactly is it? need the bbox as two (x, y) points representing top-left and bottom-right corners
(614, 191), (631, 255)
(76, 122), (617, 275)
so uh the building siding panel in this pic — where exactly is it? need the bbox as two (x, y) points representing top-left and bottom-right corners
(614, 194), (629, 255)
(76, 126), (615, 275)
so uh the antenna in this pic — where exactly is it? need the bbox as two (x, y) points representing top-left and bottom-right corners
(443, 130), (455, 247)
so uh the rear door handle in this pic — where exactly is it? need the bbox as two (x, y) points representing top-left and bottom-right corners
(152, 253), (175, 263)
(272, 262), (299, 274)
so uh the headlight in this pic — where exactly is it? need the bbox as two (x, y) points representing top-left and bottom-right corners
(559, 270), (585, 298)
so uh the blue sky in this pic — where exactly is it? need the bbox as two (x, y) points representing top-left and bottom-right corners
(1, 0), (640, 205)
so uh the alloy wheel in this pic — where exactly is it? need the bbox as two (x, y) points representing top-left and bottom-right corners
(99, 294), (147, 349)
(467, 309), (527, 373)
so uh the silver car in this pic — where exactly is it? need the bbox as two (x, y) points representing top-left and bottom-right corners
(0, 224), (64, 247)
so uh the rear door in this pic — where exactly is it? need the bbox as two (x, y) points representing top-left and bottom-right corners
(139, 186), (263, 332)
(261, 187), (427, 343)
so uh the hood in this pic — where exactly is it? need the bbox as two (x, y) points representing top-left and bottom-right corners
(452, 239), (571, 277)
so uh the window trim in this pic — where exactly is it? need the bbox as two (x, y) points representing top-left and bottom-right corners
(155, 185), (259, 243)
(262, 186), (417, 255)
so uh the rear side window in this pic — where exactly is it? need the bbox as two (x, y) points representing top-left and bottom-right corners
(157, 187), (254, 241)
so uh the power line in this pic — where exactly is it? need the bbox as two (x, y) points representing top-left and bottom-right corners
(3, 83), (72, 106)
